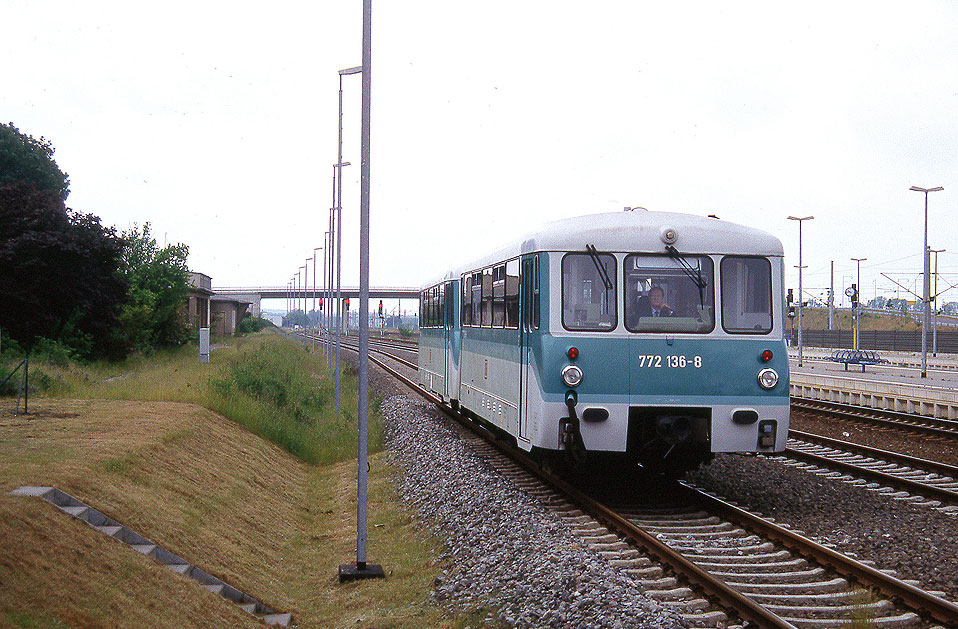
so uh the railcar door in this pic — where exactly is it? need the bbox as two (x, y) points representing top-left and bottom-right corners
(518, 255), (538, 441)
(443, 281), (452, 398)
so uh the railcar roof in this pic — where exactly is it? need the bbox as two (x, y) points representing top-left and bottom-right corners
(422, 211), (783, 287)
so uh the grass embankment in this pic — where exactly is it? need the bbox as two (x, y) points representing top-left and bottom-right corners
(794, 307), (921, 331)
(0, 331), (459, 628)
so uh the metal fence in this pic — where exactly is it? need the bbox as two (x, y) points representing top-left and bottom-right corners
(788, 329), (958, 354)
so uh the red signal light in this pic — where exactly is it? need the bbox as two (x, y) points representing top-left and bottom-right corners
(567, 347), (579, 360)
(761, 350), (773, 362)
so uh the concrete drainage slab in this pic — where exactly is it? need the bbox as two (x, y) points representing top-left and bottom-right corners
(9, 486), (291, 626)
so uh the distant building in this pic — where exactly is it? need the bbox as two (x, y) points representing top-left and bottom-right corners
(211, 295), (251, 336)
(187, 272), (213, 330)
(188, 271), (250, 336)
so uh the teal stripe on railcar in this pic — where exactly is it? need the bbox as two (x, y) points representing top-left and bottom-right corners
(540, 336), (790, 400)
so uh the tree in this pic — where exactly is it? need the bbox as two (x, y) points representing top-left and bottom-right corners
(0, 122), (70, 201)
(0, 183), (127, 356)
(283, 310), (309, 328)
(116, 223), (192, 351)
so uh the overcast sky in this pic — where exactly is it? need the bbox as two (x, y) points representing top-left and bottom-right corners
(5, 1), (957, 312)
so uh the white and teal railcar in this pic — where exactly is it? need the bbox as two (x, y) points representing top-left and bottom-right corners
(418, 210), (790, 473)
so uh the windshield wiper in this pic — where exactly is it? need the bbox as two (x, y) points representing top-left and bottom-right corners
(666, 245), (707, 306)
(586, 244), (613, 291)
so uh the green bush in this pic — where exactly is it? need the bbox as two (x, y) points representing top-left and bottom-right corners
(31, 337), (78, 367)
(237, 316), (273, 335)
(205, 337), (371, 464)
(216, 346), (323, 423)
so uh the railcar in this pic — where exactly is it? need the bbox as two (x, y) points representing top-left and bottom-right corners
(418, 210), (789, 473)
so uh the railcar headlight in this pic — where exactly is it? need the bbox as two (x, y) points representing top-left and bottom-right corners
(561, 365), (583, 388)
(757, 368), (779, 390)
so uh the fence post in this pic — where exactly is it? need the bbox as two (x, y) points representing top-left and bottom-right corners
(15, 352), (28, 416)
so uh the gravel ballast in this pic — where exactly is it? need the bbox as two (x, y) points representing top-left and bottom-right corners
(380, 395), (689, 628)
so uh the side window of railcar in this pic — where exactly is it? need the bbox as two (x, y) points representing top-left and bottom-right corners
(424, 288), (431, 328)
(533, 255), (540, 329)
(481, 268), (494, 327)
(721, 257), (772, 334)
(429, 288), (434, 328)
(505, 259), (520, 328)
(562, 253), (617, 331)
(471, 272), (481, 326)
(492, 265), (506, 327)
(624, 255), (715, 333)
(444, 282), (453, 328)
(461, 274), (472, 326)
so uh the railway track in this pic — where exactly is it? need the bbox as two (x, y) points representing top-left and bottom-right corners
(791, 398), (958, 440)
(312, 332), (958, 627)
(785, 433), (958, 508)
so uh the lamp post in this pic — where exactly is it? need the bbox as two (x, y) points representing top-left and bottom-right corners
(290, 277), (296, 328)
(931, 248), (945, 356)
(325, 231), (332, 364)
(313, 247), (323, 352)
(305, 257), (313, 343)
(337, 0), (384, 583)
(787, 216), (814, 367)
(297, 268), (303, 336)
(335, 65), (361, 411)
(851, 257), (866, 350)
(910, 185), (943, 378)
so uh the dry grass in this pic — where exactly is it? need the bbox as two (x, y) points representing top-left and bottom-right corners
(0, 397), (455, 628)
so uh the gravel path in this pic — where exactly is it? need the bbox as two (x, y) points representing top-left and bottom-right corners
(380, 395), (688, 628)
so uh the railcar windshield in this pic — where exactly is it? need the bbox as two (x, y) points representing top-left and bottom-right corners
(721, 256), (773, 333)
(562, 253), (617, 331)
(624, 255), (715, 333)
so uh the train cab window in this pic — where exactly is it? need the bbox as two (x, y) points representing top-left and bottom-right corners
(721, 257), (772, 334)
(624, 255), (715, 333)
(562, 253), (617, 331)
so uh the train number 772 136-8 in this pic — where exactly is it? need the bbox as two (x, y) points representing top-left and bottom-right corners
(638, 355), (703, 369)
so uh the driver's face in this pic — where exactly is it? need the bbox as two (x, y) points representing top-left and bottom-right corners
(649, 289), (664, 308)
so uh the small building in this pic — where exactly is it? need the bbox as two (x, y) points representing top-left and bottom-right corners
(187, 272), (213, 330)
(211, 296), (251, 336)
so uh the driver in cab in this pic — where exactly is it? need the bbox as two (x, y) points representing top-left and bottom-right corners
(631, 286), (674, 326)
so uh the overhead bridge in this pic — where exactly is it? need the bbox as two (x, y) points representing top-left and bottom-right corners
(214, 286), (420, 316)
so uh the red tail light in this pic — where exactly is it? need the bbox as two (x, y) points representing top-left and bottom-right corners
(567, 347), (579, 360)
(761, 350), (773, 362)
